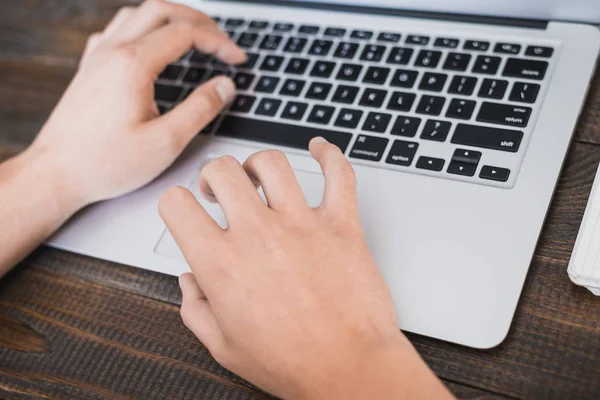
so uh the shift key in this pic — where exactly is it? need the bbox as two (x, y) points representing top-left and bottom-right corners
(477, 102), (532, 128)
(451, 124), (523, 153)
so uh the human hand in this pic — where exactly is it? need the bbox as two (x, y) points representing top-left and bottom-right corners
(159, 139), (453, 399)
(27, 0), (245, 209)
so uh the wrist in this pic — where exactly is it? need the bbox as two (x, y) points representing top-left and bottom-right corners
(14, 145), (89, 219)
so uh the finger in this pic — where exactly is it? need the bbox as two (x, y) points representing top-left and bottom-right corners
(81, 33), (103, 64)
(129, 20), (246, 78)
(199, 156), (267, 225)
(243, 150), (309, 212)
(147, 76), (235, 155)
(103, 6), (136, 38)
(112, 0), (219, 43)
(308, 137), (358, 214)
(179, 273), (227, 359)
(158, 186), (224, 265)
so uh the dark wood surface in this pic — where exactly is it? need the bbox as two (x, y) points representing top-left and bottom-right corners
(1, 1), (599, 399)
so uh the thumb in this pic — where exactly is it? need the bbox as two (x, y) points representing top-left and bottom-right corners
(150, 76), (236, 153)
(179, 273), (228, 361)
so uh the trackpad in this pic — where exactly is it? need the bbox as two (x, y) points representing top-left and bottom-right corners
(155, 168), (325, 260)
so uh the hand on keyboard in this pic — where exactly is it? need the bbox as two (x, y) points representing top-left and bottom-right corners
(26, 0), (245, 206)
(159, 138), (454, 400)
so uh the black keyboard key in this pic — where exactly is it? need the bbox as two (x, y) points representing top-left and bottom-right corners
(154, 84), (182, 102)
(324, 27), (346, 37)
(416, 95), (445, 116)
(157, 104), (169, 115)
(239, 53), (260, 69)
(446, 99), (476, 120)
(237, 32), (259, 48)
(255, 98), (282, 116)
(391, 116), (421, 137)
(332, 85), (359, 104)
(387, 47), (414, 65)
(509, 82), (541, 104)
(478, 79), (508, 99)
(525, 46), (554, 58)
(473, 56), (501, 75)
(415, 50), (442, 68)
(503, 58), (548, 80)
(378, 32), (401, 43)
(159, 65), (183, 81)
(217, 116), (352, 151)
(363, 67), (391, 85)
(416, 156), (444, 171)
(387, 91), (416, 112)
(182, 67), (207, 83)
(443, 53), (472, 71)
(211, 16), (221, 23)
(260, 55), (284, 72)
(349, 135), (389, 162)
(362, 112), (392, 133)
(284, 37), (308, 53)
(360, 45), (386, 62)
(334, 42), (359, 59)
(406, 35), (429, 45)
(385, 140), (419, 166)
(309, 40), (333, 56)
(280, 79), (306, 97)
(207, 69), (234, 80)
(464, 40), (490, 51)
(390, 69), (418, 88)
(451, 123), (523, 152)
(477, 102), (532, 127)
(281, 101), (308, 120)
(211, 58), (230, 68)
(306, 82), (333, 100)
(285, 58), (310, 75)
(419, 73), (448, 92)
(310, 61), (336, 78)
(434, 38), (459, 48)
(274, 22), (294, 32)
(448, 76), (477, 95)
(494, 43), (521, 55)
(299, 25), (319, 35)
(249, 20), (269, 30)
(190, 51), (211, 64)
(480, 166), (511, 182)
(230, 94), (256, 113)
(200, 118), (217, 134)
(260, 35), (283, 51)
(255, 76), (280, 93)
(233, 72), (255, 90)
(308, 105), (335, 125)
(452, 148), (482, 165)
(351, 30), (373, 40)
(447, 161), (477, 177)
(334, 108), (363, 129)
(337, 64), (363, 81)
(225, 18), (244, 28)
(225, 30), (236, 39)
(421, 120), (451, 142)
(359, 88), (387, 108)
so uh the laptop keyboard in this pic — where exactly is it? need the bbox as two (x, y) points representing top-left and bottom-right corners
(154, 17), (555, 187)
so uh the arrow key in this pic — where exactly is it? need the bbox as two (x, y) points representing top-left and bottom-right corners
(416, 156), (445, 172)
(480, 165), (510, 182)
(447, 160), (477, 177)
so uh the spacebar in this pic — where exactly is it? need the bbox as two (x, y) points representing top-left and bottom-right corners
(216, 116), (353, 152)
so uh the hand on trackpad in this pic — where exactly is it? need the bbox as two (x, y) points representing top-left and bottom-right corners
(155, 168), (325, 259)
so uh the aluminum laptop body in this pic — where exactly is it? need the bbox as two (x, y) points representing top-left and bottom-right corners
(49, 0), (600, 349)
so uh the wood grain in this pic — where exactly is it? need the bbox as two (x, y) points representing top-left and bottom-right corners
(1, 1), (600, 399)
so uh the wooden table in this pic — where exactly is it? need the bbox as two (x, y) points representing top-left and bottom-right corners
(1, 1), (599, 399)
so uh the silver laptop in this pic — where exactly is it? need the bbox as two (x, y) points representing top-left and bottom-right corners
(49, 0), (600, 349)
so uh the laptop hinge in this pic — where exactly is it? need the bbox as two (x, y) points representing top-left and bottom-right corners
(214, 0), (548, 30)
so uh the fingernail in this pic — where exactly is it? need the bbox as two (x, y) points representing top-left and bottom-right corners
(311, 136), (328, 144)
(216, 78), (236, 103)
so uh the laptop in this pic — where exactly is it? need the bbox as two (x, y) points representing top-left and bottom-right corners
(49, 0), (600, 349)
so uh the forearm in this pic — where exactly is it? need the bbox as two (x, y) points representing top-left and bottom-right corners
(0, 146), (83, 277)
